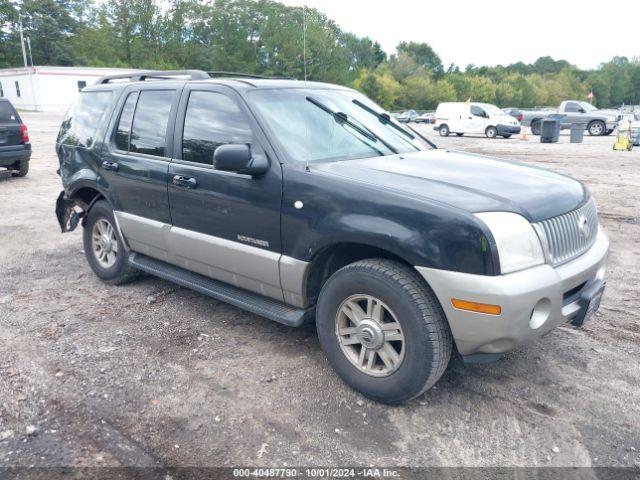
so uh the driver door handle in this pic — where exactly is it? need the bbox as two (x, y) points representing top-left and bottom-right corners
(172, 175), (197, 189)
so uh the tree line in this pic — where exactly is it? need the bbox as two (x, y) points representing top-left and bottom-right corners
(1, 0), (639, 109)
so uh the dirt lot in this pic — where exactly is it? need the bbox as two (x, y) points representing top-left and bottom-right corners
(1, 112), (639, 471)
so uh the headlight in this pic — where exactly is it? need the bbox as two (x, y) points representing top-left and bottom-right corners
(475, 212), (545, 274)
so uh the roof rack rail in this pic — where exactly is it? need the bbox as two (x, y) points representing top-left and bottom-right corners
(207, 71), (295, 80)
(96, 70), (210, 85)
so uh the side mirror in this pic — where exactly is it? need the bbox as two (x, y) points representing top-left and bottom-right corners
(579, 108), (586, 114)
(213, 144), (268, 176)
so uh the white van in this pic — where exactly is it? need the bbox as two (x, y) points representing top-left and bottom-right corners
(433, 102), (521, 138)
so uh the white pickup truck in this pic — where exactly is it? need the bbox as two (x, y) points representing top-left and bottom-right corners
(520, 101), (621, 136)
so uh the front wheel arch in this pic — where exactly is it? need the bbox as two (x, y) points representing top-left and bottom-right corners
(485, 126), (498, 138)
(304, 242), (412, 307)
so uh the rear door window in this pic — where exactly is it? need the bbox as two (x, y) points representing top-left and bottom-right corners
(130, 90), (174, 157)
(0, 102), (19, 123)
(181, 91), (252, 164)
(58, 91), (113, 147)
(115, 92), (139, 151)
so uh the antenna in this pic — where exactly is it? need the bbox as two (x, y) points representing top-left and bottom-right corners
(303, 5), (310, 172)
(302, 5), (308, 83)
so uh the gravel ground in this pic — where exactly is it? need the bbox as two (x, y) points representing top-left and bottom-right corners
(0, 113), (639, 471)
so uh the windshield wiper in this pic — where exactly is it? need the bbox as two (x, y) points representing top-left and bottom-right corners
(306, 96), (398, 154)
(352, 99), (438, 149)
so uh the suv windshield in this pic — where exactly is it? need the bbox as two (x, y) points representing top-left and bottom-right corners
(248, 88), (428, 163)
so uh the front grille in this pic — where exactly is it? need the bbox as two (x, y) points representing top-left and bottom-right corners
(534, 199), (598, 266)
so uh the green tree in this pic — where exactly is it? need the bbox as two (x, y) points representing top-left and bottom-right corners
(396, 41), (443, 75)
(353, 67), (400, 110)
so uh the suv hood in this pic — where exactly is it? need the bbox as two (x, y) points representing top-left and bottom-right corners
(314, 149), (585, 222)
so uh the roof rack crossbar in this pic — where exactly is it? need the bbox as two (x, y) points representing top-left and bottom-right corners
(96, 69), (210, 84)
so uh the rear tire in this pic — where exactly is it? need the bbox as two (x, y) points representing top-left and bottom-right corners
(83, 200), (139, 285)
(530, 120), (541, 135)
(316, 259), (453, 404)
(11, 160), (29, 177)
(456, 133), (464, 137)
(501, 134), (512, 139)
(485, 126), (498, 139)
(439, 124), (450, 137)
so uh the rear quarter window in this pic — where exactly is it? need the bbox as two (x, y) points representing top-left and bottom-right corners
(0, 101), (19, 123)
(57, 91), (113, 148)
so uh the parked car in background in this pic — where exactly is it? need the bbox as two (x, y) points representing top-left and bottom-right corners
(520, 101), (620, 136)
(434, 102), (521, 138)
(414, 111), (435, 124)
(502, 107), (524, 122)
(395, 109), (419, 123)
(0, 98), (31, 177)
(55, 70), (608, 404)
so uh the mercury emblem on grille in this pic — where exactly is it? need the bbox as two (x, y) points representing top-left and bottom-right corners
(577, 214), (590, 238)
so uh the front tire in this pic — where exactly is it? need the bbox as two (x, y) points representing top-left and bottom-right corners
(316, 259), (453, 404)
(439, 124), (450, 137)
(485, 126), (498, 139)
(456, 133), (464, 137)
(501, 134), (512, 139)
(588, 120), (605, 136)
(11, 160), (29, 177)
(83, 200), (139, 285)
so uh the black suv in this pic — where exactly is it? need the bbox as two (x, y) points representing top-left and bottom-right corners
(0, 98), (31, 177)
(56, 70), (608, 404)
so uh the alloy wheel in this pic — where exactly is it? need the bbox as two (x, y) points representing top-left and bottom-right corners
(335, 294), (405, 377)
(91, 218), (119, 268)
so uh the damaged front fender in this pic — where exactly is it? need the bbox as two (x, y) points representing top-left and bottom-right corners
(55, 191), (83, 233)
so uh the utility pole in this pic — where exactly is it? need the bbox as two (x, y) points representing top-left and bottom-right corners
(19, 14), (28, 68)
(26, 37), (34, 67)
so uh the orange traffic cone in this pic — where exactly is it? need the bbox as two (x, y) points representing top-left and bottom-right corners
(520, 125), (528, 141)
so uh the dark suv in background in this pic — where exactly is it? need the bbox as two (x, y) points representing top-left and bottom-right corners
(0, 98), (31, 177)
(55, 70), (608, 404)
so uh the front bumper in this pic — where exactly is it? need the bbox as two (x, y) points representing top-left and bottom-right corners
(416, 227), (609, 357)
(496, 124), (521, 135)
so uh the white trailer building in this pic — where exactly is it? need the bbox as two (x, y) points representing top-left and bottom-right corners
(0, 66), (139, 112)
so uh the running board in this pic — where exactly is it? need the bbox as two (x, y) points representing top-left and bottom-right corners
(128, 253), (314, 327)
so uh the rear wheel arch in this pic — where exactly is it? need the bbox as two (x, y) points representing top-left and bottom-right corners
(70, 186), (106, 210)
(530, 118), (542, 135)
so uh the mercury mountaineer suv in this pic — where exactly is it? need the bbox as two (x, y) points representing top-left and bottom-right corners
(55, 70), (609, 404)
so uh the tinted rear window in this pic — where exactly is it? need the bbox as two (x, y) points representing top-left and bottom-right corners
(130, 90), (174, 157)
(0, 102), (19, 123)
(58, 91), (113, 147)
(115, 92), (139, 151)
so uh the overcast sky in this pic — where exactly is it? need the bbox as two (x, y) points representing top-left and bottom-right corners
(279, 0), (640, 70)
